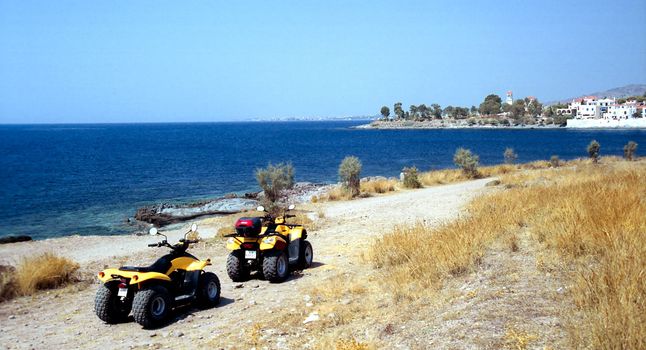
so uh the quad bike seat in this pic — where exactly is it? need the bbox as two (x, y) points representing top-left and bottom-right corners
(119, 254), (173, 274)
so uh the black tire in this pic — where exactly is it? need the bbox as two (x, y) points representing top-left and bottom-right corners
(298, 240), (314, 269)
(132, 285), (172, 329)
(94, 282), (130, 324)
(226, 251), (249, 282)
(262, 250), (289, 283)
(196, 272), (221, 309)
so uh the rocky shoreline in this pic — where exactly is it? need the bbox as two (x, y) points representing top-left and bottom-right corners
(134, 182), (333, 227)
(353, 120), (564, 129)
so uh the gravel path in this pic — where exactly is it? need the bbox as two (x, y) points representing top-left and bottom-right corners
(0, 178), (516, 349)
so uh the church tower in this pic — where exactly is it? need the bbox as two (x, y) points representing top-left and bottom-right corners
(505, 91), (513, 105)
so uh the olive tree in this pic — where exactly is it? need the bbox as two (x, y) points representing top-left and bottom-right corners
(255, 162), (295, 203)
(339, 156), (362, 197)
(587, 140), (600, 163)
(504, 147), (518, 164)
(454, 148), (480, 178)
(623, 141), (638, 161)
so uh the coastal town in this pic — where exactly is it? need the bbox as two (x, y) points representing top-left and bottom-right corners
(367, 87), (646, 129)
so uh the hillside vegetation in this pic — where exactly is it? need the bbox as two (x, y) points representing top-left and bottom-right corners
(245, 158), (644, 349)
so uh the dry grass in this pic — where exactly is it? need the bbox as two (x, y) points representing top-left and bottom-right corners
(369, 160), (646, 348)
(323, 186), (354, 201)
(360, 179), (397, 194)
(0, 253), (80, 301)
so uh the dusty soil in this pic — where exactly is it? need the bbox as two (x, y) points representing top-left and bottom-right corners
(0, 178), (570, 349)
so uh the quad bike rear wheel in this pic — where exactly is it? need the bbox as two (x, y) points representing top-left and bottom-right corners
(263, 250), (289, 283)
(132, 285), (172, 328)
(196, 272), (221, 308)
(226, 251), (250, 282)
(298, 240), (314, 269)
(94, 282), (130, 324)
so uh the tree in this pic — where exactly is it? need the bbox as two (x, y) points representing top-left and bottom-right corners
(453, 148), (480, 178)
(431, 104), (442, 119)
(527, 99), (543, 117)
(409, 105), (418, 119)
(380, 106), (390, 120)
(470, 105), (478, 115)
(339, 156), (362, 197)
(394, 102), (404, 119)
(402, 166), (422, 188)
(623, 141), (638, 161)
(509, 100), (526, 120)
(444, 106), (454, 118)
(587, 140), (600, 163)
(504, 148), (517, 164)
(479, 94), (502, 116)
(256, 162), (295, 203)
(417, 104), (429, 120)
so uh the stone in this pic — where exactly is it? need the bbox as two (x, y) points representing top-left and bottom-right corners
(305, 302), (314, 307)
(303, 312), (320, 324)
(8, 315), (15, 320)
(234, 283), (244, 289)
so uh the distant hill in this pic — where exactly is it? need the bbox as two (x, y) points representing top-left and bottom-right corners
(547, 84), (646, 105)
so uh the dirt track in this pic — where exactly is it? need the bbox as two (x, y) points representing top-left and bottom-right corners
(0, 178), (568, 349)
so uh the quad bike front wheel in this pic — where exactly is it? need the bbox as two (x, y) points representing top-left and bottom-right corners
(298, 240), (313, 269)
(196, 272), (221, 309)
(226, 251), (250, 282)
(263, 250), (289, 283)
(94, 282), (131, 324)
(132, 285), (172, 328)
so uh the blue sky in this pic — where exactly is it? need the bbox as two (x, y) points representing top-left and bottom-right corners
(1, 1), (645, 123)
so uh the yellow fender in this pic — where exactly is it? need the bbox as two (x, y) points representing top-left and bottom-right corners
(226, 236), (261, 251)
(260, 235), (287, 251)
(129, 272), (172, 284)
(97, 268), (137, 283)
(289, 226), (306, 241)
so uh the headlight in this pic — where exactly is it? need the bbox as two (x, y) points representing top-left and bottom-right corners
(227, 238), (234, 244)
(262, 237), (276, 244)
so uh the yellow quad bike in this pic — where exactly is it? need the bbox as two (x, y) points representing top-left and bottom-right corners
(94, 224), (220, 328)
(224, 204), (313, 283)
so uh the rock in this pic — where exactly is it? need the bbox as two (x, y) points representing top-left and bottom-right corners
(305, 302), (314, 307)
(0, 235), (32, 244)
(8, 315), (15, 320)
(361, 176), (387, 183)
(252, 284), (260, 289)
(135, 197), (259, 226)
(485, 180), (501, 187)
(149, 333), (157, 338)
(249, 300), (256, 306)
(303, 312), (320, 324)
(339, 298), (352, 305)
(557, 287), (565, 294)
(175, 331), (184, 338)
(303, 295), (312, 302)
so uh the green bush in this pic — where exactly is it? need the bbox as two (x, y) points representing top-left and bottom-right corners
(255, 162), (295, 203)
(587, 140), (600, 163)
(454, 148), (480, 178)
(550, 155), (560, 168)
(339, 156), (362, 197)
(504, 147), (517, 165)
(623, 141), (638, 161)
(402, 167), (422, 188)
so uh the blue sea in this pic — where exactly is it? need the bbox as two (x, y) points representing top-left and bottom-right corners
(1, 121), (644, 239)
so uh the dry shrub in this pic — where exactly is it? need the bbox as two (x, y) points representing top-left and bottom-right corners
(360, 179), (397, 194)
(369, 160), (646, 348)
(324, 186), (354, 201)
(335, 338), (374, 350)
(15, 253), (79, 296)
(0, 266), (18, 301)
(419, 168), (465, 186)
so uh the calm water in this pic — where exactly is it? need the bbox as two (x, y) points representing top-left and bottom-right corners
(1, 121), (644, 239)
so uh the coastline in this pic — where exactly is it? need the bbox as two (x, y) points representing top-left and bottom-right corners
(353, 120), (565, 130)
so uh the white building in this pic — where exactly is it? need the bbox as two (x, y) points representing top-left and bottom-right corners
(505, 91), (513, 105)
(606, 103), (637, 119)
